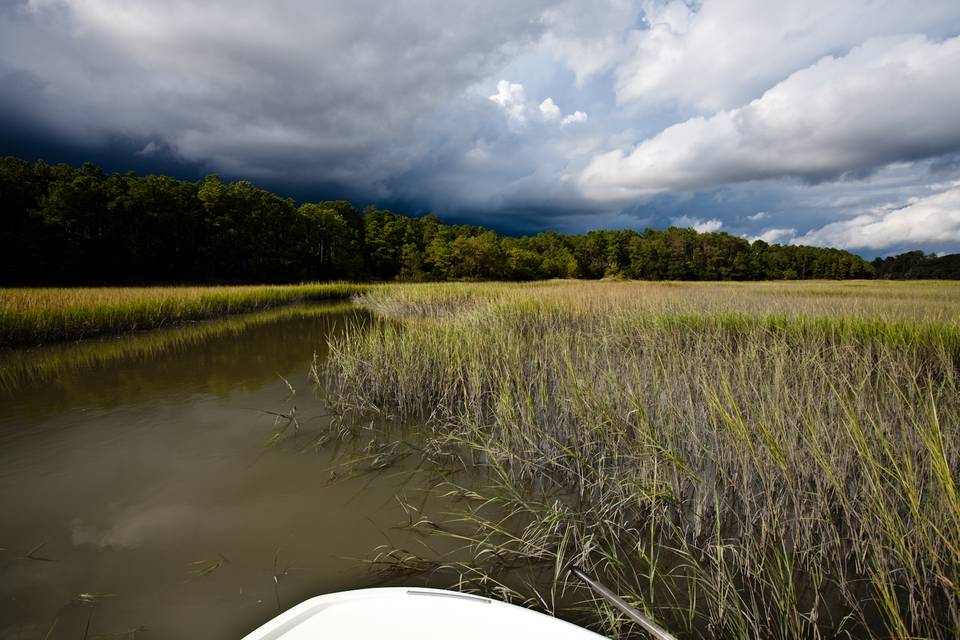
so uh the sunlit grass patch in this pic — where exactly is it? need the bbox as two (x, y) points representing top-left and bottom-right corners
(0, 282), (372, 347)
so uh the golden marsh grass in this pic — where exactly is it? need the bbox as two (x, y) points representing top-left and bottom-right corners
(323, 280), (960, 639)
(0, 282), (371, 347)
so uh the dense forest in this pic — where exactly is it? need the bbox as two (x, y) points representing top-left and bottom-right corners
(871, 251), (960, 279)
(0, 156), (952, 284)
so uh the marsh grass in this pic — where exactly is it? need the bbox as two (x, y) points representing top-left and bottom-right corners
(0, 302), (357, 392)
(323, 280), (960, 639)
(0, 282), (371, 348)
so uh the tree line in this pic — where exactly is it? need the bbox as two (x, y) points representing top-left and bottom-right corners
(871, 251), (960, 279)
(0, 156), (950, 285)
(1, 157), (365, 284)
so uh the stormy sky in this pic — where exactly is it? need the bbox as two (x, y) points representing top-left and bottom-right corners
(2, 0), (960, 256)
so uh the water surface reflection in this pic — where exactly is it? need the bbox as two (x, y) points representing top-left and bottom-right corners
(0, 305), (445, 639)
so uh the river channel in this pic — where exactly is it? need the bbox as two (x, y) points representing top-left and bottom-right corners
(0, 304), (455, 639)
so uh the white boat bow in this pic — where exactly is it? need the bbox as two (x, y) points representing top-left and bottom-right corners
(242, 587), (608, 639)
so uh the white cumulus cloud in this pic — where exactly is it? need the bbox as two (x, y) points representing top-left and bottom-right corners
(613, 0), (960, 111)
(489, 79), (529, 123)
(538, 97), (560, 119)
(561, 110), (588, 126)
(492, 87), (587, 129)
(793, 183), (960, 250)
(671, 215), (722, 233)
(578, 34), (960, 202)
(749, 228), (797, 244)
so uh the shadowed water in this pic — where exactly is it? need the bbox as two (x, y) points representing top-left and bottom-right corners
(0, 305), (451, 639)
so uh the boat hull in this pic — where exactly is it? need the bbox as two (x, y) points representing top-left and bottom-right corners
(242, 587), (608, 639)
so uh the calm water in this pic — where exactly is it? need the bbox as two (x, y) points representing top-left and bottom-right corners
(0, 305), (451, 639)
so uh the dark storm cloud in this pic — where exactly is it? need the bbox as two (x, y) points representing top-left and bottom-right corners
(2, 0), (960, 251)
(0, 0), (553, 190)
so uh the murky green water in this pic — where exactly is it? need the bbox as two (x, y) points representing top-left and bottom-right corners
(0, 305), (449, 639)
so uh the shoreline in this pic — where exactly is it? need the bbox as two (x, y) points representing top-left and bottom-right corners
(0, 282), (371, 349)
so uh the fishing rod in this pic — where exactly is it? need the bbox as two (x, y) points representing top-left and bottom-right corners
(568, 566), (678, 640)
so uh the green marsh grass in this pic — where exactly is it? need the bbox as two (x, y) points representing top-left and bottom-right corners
(0, 282), (372, 348)
(0, 302), (357, 392)
(322, 280), (960, 639)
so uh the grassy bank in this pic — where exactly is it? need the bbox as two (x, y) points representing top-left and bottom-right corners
(0, 302), (359, 393)
(0, 283), (371, 348)
(322, 280), (960, 639)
